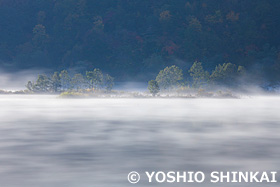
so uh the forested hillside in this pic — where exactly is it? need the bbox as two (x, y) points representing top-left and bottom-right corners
(0, 0), (280, 83)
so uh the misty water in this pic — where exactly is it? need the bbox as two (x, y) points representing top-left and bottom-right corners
(0, 95), (279, 187)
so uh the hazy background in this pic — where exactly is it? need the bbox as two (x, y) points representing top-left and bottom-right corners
(0, 0), (280, 83)
(0, 95), (279, 186)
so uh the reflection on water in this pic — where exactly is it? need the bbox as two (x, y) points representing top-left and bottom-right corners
(0, 95), (279, 186)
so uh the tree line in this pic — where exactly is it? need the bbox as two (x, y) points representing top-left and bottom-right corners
(25, 62), (245, 95)
(26, 69), (114, 93)
(148, 61), (245, 96)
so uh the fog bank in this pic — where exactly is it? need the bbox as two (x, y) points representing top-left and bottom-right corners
(0, 95), (279, 186)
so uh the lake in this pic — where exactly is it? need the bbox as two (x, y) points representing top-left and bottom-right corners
(0, 95), (279, 186)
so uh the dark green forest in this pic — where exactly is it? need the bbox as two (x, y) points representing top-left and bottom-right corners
(0, 0), (280, 83)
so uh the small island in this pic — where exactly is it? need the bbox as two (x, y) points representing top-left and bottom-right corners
(1, 61), (276, 98)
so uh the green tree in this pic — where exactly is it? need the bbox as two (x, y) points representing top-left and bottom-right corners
(156, 65), (183, 91)
(103, 74), (114, 92)
(210, 63), (239, 85)
(71, 73), (84, 91)
(51, 72), (61, 92)
(237, 65), (246, 75)
(34, 74), (51, 92)
(189, 61), (209, 88)
(148, 80), (160, 96)
(86, 71), (94, 89)
(210, 64), (223, 81)
(60, 70), (71, 91)
(26, 81), (34, 92)
(86, 68), (103, 89)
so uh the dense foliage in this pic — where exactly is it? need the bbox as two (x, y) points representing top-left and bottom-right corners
(148, 80), (160, 96)
(0, 0), (280, 82)
(148, 62), (246, 95)
(26, 69), (114, 93)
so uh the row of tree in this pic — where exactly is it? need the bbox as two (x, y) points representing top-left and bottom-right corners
(148, 62), (245, 96)
(26, 69), (114, 93)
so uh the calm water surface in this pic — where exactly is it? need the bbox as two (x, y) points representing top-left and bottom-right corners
(0, 95), (279, 186)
